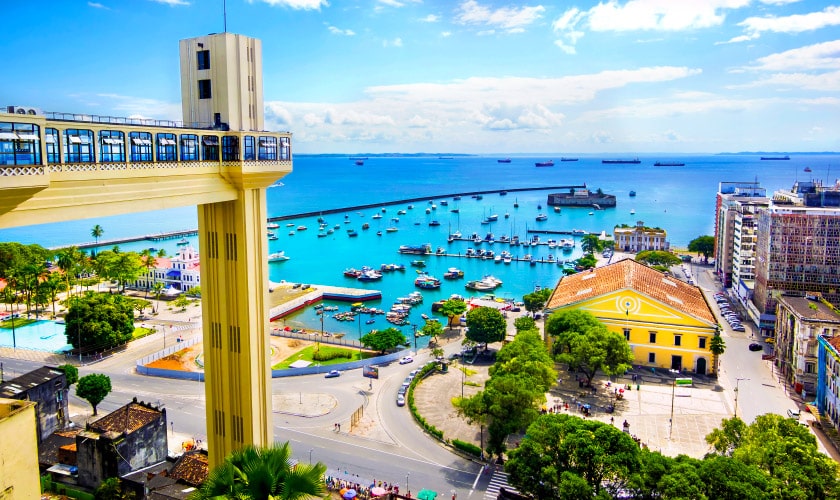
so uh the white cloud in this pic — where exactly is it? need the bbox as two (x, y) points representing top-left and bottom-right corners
(408, 115), (432, 128)
(441, 31), (452, 37)
(327, 25), (356, 36)
(252, 0), (328, 10)
(737, 5), (840, 39)
(378, 0), (404, 6)
(383, 37), (403, 47)
(747, 40), (840, 71)
(735, 71), (840, 91)
(150, 0), (189, 5)
(88, 2), (109, 9)
(455, 0), (545, 33)
(421, 14), (440, 23)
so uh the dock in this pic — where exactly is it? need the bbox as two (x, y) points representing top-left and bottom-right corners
(269, 284), (382, 320)
(54, 229), (198, 250)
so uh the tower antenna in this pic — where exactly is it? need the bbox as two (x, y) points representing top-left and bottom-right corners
(223, 0), (227, 33)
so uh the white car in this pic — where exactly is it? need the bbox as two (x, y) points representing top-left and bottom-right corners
(399, 356), (414, 364)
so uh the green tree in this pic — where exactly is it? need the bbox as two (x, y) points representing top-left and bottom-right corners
(513, 315), (536, 332)
(151, 281), (165, 313)
(465, 306), (507, 347)
(190, 442), (327, 500)
(94, 249), (144, 292)
(490, 330), (556, 392)
(140, 248), (156, 299)
(635, 250), (682, 267)
(173, 294), (190, 311)
(688, 235), (715, 263)
(523, 288), (552, 316)
(506, 414), (641, 499)
(709, 333), (726, 376)
(546, 310), (633, 385)
(439, 298), (467, 329)
(705, 414), (840, 498)
(55, 246), (82, 300)
(65, 292), (135, 353)
(56, 363), (79, 386)
(482, 373), (544, 457)
(576, 253), (597, 270)
(580, 234), (603, 255)
(90, 224), (104, 256)
(455, 389), (489, 457)
(94, 477), (135, 500)
(421, 320), (443, 343)
(76, 373), (112, 415)
(360, 327), (407, 354)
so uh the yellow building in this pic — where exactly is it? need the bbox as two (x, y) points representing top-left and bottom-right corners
(546, 258), (719, 375)
(0, 398), (40, 499)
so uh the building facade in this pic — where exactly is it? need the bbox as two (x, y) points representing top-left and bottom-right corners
(817, 335), (840, 437)
(0, 365), (69, 442)
(134, 245), (201, 294)
(0, 399), (40, 499)
(713, 181), (767, 288)
(775, 294), (840, 395)
(613, 221), (669, 252)
(546, 258), (718, 375)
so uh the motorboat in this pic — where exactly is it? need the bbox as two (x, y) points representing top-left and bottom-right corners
(386, 227), (399, 232)
(535, 214), (548, 221)
(357, 268), (383, 281)
(444, 267), (464, 279)
(268, 251), (289, 262)
(414, 274), (441, 289)
(267, 222), (279, 229)
(297, 225), (307, 231)
(344, 268), (362, 278)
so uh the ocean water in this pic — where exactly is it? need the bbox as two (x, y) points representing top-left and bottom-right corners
(1, 154), (837, 345)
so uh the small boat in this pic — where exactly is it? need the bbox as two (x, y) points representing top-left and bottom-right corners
(362, 223), (370, 229)
(357, 269), (382, 281)
(475, 194), (483, 200)
(572, 229), (586, 235)
(286, 223), (295, 227)
(267, 222), (280, 229)
(391, 217), (400, 223)
(500, 191), (507, 196)
(398, 209), (407, 215)
(429, 220), (441, 226)
(317, 232), (327, 238)
(366, 319), (376, 324)
(355, 160), (364, 166)
(535, 160), (554, 167)
(804, 167), (812, 172)
(386, 227), (399, 233)
(498, 158), (512, 163)
(268, 234), (278, 241)
(560, 157), (578, 162)
(440, 200), (448, 206)
(348, 231), (358, 237)
(268, 251), (289, 262)
(297, 225), (307, 231)
(602, 158), (641, 164)
(654, 161), (685, 167)
(553, 206), (560, 213)
(177, 238), (189, 246)
(452, 196), (460, 201)
(535, 214), (548, 221)
(444, 267), (464, 279)
(629, 190), (636, 197)
(344, 268), (362, 278)
(414, 274), (441, 289)
(760, 155), (790, 160)
(630, 209), (636, 214)
(408, 204), (415, 208)
(288, 231), (295, 236)
(372, 214), (383, 219)
(425, 208), (431, 214)
(504, 213), (509, 218)
(411, 260), (426, 267)
(588, 211), (594, 215)
(451, 208), (460, 213)
(513, 198), (519, 208)
(376, 231), (382, 236)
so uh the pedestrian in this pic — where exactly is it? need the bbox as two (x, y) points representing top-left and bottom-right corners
(610, 416), (614, 425)
(338, 423), (341, 431)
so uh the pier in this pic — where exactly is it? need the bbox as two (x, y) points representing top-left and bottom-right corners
(54, 229), (199, 250)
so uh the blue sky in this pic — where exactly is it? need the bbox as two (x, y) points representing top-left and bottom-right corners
(3, 0), (839, 154)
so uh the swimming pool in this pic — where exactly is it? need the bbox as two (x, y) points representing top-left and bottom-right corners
(0, 320), (73, 352)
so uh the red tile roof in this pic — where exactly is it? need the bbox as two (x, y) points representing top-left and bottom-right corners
(547, 258), (716, 324)
(169, 450), (209, 487)
(90, 402), (162, 435)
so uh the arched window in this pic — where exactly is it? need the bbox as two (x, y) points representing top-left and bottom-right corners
(129, 131), (153, 162)
(156, 132), (177, 161)
(99, 130), (125, 162)
(64, 128), (94, 163)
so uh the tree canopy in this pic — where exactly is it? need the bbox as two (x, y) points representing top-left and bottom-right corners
(56, 364), (79, 386)
(360, 327), (406, 354)
(65, 292), (135, 354)
(635, 250), (682, 267)
(465, 306), (507, 346)
(688, 235), (715, 263)
(76, 373), (112, 415)
(438, 298), (467, 329)
(523, 288), (552, 316)
(546, 309), (633, 385)
(580, 234), (603, 255)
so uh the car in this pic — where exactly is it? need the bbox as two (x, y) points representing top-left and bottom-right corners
(409, 369), (421, 378)
(397, 385), (407, 395)
(399, 356), (414, 364)
(733, 326), (746, 332)
(396, 395), (406, 406)
(787, 408), (801, 419)
(324, 370), (341, 378)
(402, 377), (412, 387)
(748, 343), (763, 351)
(765, 337), (775, 344)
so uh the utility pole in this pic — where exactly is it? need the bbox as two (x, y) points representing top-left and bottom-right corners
(669, 379), (675, 438)
(412, 324), (417, 350)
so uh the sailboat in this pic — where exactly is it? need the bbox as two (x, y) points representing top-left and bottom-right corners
(513, 197), (519, 208)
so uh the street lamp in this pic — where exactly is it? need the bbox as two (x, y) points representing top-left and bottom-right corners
(734, 377), (749, 418)
(669, 379), (675, 438)
(357, 313), (362, 357)
(405, 472), (409, 495)
(461, 360), (465, 398)
(412, 324), (417, 351)
(308, 449), (313, 464)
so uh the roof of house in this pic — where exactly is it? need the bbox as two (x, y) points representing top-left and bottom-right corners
(89, 401), (162, 435)
(0, 366), (65, 399)
(546, 258), (715, 324)
(38, 428), (81, 467)
(778, 296), (840, 323)
(827, 336), (840, 354)
(169, 450), (209, 487)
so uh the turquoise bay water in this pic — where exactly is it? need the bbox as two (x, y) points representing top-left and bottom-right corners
(1, 154), (837, 346)
(0, 320), (73, 351)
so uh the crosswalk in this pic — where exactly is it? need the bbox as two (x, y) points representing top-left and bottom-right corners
(484, 470), (519, 499)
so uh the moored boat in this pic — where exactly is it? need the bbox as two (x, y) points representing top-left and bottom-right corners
(602, 158), (641, 164)
(654, 161), (685, 166)
(268, 251), (289, 262)
(535, 214), (548, 221)
(535, 160), (554, 167)
(399, 243), (431, 254)
(498, 158), (512, 163)
(560, 157), (578, 162)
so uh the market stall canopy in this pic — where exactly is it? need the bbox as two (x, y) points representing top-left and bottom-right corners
(417, 489), (438, 500)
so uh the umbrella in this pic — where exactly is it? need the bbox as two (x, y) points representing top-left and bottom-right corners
(370, 486), (387, 497)
(343, 489), (358, 499)
(339, 488), (348, 496)
(417, 489), (437, 500)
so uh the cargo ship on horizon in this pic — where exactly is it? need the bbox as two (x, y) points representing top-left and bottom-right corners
(602, 158), (641, 164)
(760, 155), (790, 160)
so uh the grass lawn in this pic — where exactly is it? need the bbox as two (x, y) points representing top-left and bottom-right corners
(0, 318), (38, 329)
(133, 326), (156, 339)
(273, 344), (374, 370)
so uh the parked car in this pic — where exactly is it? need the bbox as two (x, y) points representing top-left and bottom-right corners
(397, 385), (407, 395)
(749, 343), (763, 351)
(787, 408), (801, 419)
(399, 356), (414, 364)
(396, 395), (406, 407)
(409, 369), (421, 378)
(325, 370), (341, 378)
(733, 325), (746, 332)
(402, 377), (412, 387)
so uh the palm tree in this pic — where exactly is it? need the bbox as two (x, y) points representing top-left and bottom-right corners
(151, 282), (164, 313)
(580, 234), (602, 255)
(55, 246), (81, 300)
(140, 249), (156, 299)
(90, 225), (104, 256)
(190, 442), (327, 500)
(710, 333), (726, 377)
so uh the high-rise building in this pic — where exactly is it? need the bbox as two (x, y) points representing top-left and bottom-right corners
(754, 181), (840, 328)
(713, 182), (767, 289)
(0, 399), (40, 499)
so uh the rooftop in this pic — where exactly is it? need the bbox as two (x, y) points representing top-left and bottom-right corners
(89, 401), (163, 435)
(547, 258), (716, 324)
(0, 366), (64, 399)
(778, 296), (840, 323)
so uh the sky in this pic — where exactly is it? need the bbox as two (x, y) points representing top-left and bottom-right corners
(2, 0), (839, 154)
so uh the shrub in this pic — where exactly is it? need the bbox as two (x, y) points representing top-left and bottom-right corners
(312, 349), (351, 362)
(452, 439), (482, 457)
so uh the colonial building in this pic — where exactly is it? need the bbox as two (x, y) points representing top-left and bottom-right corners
(75, 399), (168, 490)
(0, 398), (40, 499)
(134, 244), (201, 295)
(775, 293), (840, 395)
(0, 365), (69, 442)
(122, 449), (209, 499)
(613, 221), (669, 252)
(545, 258), (719, 375)
(817, 335), (840, 437)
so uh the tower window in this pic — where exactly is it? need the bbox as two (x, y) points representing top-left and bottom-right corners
(198, 79), (212, 99)
(197, 50), (210, 70)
